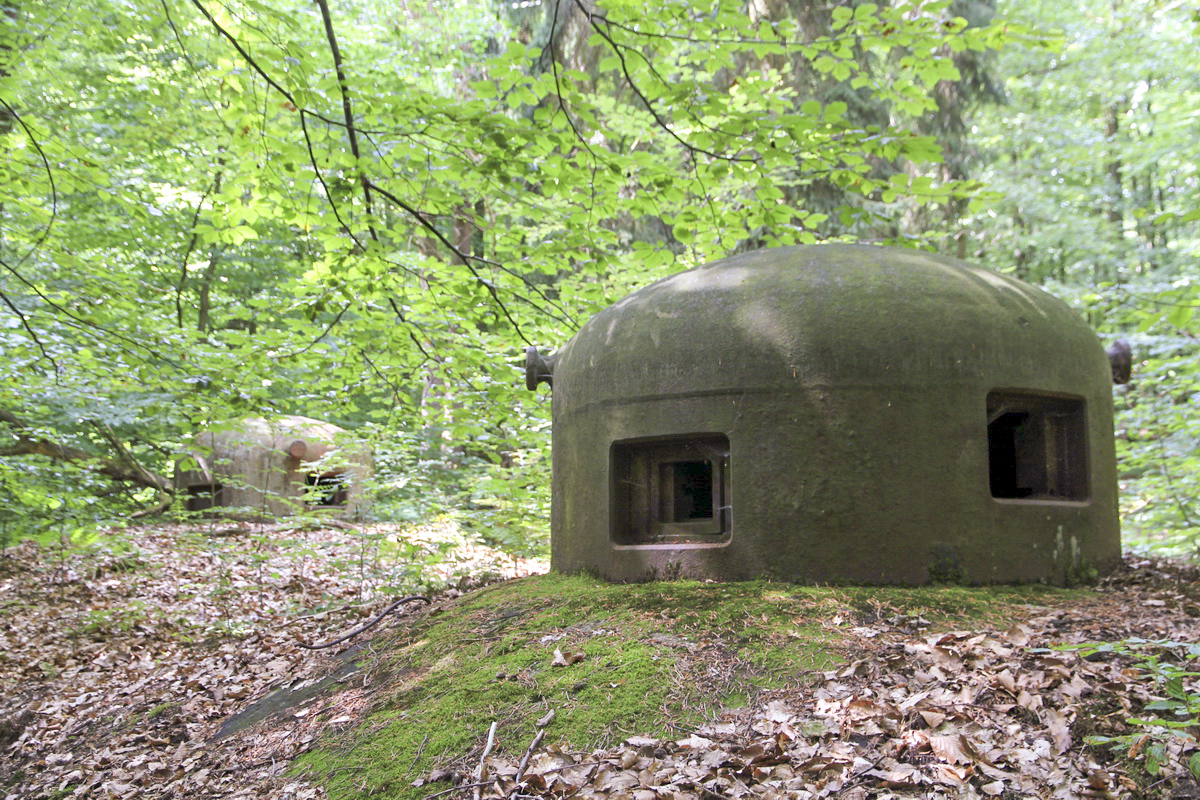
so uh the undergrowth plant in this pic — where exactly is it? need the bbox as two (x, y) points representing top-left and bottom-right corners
(1067, 639), (1200, 778)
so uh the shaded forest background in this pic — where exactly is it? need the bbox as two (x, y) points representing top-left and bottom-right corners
(1, 0), (1197, 557)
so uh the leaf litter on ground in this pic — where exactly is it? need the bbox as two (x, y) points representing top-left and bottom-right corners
(3, 526), (1200, 799)
(0, 519), (545, 799)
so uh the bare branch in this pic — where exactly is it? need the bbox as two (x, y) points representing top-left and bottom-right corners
(0, 257), (184, 367)
(570, 0), (756, 165)
(0, 98), (58, 268)
(364, 181), (533, 345)
(313, 0), (376, 230)
(0, 287), (58, 375)
(389, 297), (436, 363)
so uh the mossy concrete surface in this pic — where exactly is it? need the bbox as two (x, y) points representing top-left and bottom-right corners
(295, 574), (1078, 799)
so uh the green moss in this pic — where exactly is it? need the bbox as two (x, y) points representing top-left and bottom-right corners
(296, 575), (1082, 800)
(147, 702), (180, 719)
(927, 542), (966, 584)
(1064, 561), (1101, 587)
(836, 583), (1080, 626)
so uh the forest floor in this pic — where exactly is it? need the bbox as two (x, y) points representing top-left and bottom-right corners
(0, 520), (548, 799)
(2, 523), (1200, 799)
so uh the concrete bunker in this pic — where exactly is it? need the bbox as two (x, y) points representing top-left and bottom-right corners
(526, 244), (1122, 585)
(175, 415), (370, 518)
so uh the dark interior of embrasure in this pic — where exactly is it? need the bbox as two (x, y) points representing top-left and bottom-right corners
(987, 391), (1088, 502)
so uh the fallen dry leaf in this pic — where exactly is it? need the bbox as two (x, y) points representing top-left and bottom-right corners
(551, 648), (585, 667)
(5, 531), (1200, 800)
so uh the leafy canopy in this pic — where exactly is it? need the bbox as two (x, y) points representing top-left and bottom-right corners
(2, 0), (1011, 537)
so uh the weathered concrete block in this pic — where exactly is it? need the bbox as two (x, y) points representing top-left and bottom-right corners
(175, 415), (371, 518)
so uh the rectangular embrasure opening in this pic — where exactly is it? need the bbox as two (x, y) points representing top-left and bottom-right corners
(987, 391), (1088, 502)
(612, 435), (730, 546)
(305, 472), (348, 507)
(185, 483), (226, 512)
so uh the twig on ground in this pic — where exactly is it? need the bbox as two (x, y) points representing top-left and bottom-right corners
(511, 729), (546, 791)
(426, 779), (492, 800)
(433, 759), (604, 797)
(411, 731), (431, 773)
(296, 595), (430, 650)
(292, 599), (383, 622)
(474, 722), (499, 800)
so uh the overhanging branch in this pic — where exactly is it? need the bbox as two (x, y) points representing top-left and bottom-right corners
(0, 409), (174, 507)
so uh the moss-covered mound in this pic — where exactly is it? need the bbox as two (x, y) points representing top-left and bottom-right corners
(296, 574), (1067, 799)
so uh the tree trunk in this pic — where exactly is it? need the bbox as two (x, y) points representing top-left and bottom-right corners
(192, 170), (225, 333)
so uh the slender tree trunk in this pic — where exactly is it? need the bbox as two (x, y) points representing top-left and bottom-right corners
(1097, 98), (1126, 284)
(1104, 102), (1124, 231)
(193, 170), (224, 333)
(195, 250), (222, 333)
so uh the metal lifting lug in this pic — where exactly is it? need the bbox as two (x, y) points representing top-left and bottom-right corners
(525, 346), (556, 391)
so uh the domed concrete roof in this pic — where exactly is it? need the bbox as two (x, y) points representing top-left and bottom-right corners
(555, 244), (1104, 410)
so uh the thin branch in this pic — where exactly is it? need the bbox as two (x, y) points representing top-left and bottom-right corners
(0, 287), (58, 375)
(547, 0), (595, 157)
(276, 302), (351, 358)
(425, 780), (495, 800)
(585, 9), (837, 47)
(388, 297), (435, 362)
(187, 0), (370, 254)
(187, 0), (380, 265)
(187, 0), (300, 114)
(0, 98), (58, 268)
(359, 349), (409, 412)
(161, 0), (209, 95)
(609, 29), (753, 142)
(297, 110), (367, 249)
(365, 181), (532, 345)
(570, 0), (756, 165)
(365, 180), (492, 270)
(312, 0), (376, 231)
(0, 257), (183, 367)
(190, 0), (557, 341)
(296, 595), (430, 650)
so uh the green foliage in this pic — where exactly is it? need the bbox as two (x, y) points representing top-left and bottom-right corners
(967, 0), (1200, 284)
(1070, 639), (1200, 779)
(6, 0), (1190, 561)
(1050, 279), (1200, 553)
(0, 459), (118, 546)
(0, 0), (1013, 544)
(76, 601), (154, 636)
(1110, 337), (1200, 554)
